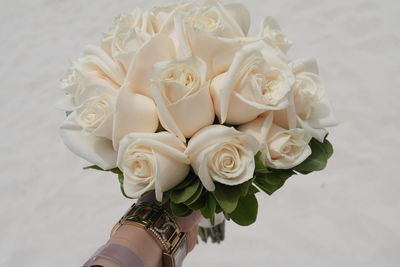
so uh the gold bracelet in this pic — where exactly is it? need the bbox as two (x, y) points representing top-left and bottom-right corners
(111, 202), (187, 267)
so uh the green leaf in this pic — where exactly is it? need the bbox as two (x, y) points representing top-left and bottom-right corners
(255, 168), (271, 174)
(212, 183), (242, 213)
(324, 139), (334, 159)
(183, 184), (203, 206)
(200, 194), (217, 224)
(83, 165), (122, 174)
(230, 194), (258, 226)
(118, 173), (133, 199)
(215, 203), (222, 214)
(83, 165), (105, 171)
(170, 179), (200, 204)
(248, 184), (259, 195)
(188, 193), (207, 210)
(254, 151), (263, 169)
(254, 152), (270, 174)
(294, 138), (333, 173)
(173, 173), (196, 190)
(110, 168), (122, 175)
(254, 169), (295, 195)
(170, 202), (192, 217)
(223, 211), (231, 221)
(240, 179), (253, 197)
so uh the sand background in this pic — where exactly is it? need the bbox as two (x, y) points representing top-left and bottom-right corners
(1, 0), (399, 266)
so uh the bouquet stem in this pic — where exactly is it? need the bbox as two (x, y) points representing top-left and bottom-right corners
(198, 221), (225, 243)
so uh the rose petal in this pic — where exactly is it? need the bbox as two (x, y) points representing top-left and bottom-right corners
(123, 179), (155, 199)
(196, 147), (216, 191)
(183, 25), (243, 79)
(154, 151), (190, 201)
(204, 0), (246, 37)
(60, 112), (117, 170)
(124, 34), (176, 98)
(259, 17), (292, 53)
(308, 97), (339, 129)
(112, 84), (159, 150)
(117, 132), (190, 201)
(83, 45), (125, 85)
(224, 3), (251, 36)
(186, 125), (259, 161)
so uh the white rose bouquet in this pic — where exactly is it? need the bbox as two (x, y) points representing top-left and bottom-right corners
(58, 0), (337, 243)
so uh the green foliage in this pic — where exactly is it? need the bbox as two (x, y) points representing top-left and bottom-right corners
(253, 138), (334, 194)
(254, 169), (296, 195)
(83, 165), (122, 174)
(247, 184), (260, 195)
(230, 194), (258, 226)
(293, 138), (333, 174)
(212, 182), (242, 213)
(254, 152), (270, 174)
(118, 172), (134, 199)
(239, 179), (253, 197)
(170, 179), (200, 204)
(183, 184), (203, 206)
(166, 173), (260, 226)
(173, 173), (196, 190)
(170, 202), (192, 217)
(81, 138), (333, 227)
(200, 194), (217, 224)
(187, 192), (207, 210)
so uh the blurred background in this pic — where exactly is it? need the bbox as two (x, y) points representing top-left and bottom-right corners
(0, 0), (399, 266)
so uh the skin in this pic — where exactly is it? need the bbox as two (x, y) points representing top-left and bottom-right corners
(90, 194), (201, 267)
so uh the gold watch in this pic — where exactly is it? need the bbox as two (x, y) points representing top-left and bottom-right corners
(111, 202), (187, 267)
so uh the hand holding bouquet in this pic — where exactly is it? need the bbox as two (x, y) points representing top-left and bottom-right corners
(58, 0), (337, 241)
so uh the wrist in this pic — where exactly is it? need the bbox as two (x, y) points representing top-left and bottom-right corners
(110, 224), (162, 267)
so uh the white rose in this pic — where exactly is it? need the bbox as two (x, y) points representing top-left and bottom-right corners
(152, 3), (185, 26)
(259, 17), (292, 53)
(151, 56), (214, 141)
(60, 84), (159, 170)
(124, 34), (176, 99)
(239, 113), (312, 169)
(152, 2), (198, 33)
(58, 45), (125, 110)
(291, 58), (338, 142)
(117, 132), (190, 201)
(75, 86), (116, 139)
(184, 0), (245, 38)
(101, 9), (160, 70)
(211, 41), (295, 125)
(170, 0), (249, 78)
(60, 84), (117, 170)
(60, 114), (118, 170)
(104, 8), (159, 39)
(185, 125), (259, 191)
(223, 2), (251, 36)
(157, 1), (250, 37)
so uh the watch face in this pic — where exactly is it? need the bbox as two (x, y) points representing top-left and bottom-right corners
(172, 234), (187, 267)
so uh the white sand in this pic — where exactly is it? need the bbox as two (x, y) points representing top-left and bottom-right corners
(1, 0), (399, 266)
